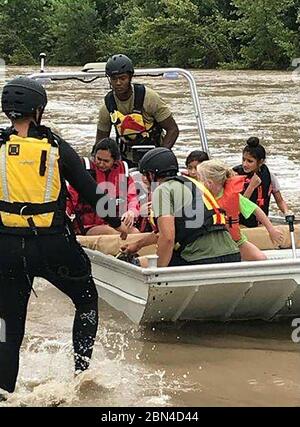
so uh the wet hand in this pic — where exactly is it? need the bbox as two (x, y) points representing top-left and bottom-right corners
(115, 222), (128, 240)
(249, 173), (261, 189)
(269, 227), (284, 247)
(120, 242), (140, 254)
(121, 210), (135, 228)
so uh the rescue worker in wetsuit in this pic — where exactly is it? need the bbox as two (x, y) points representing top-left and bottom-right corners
(122, 147), (241, 267)
(96, 54), (179, 167)
(0, 77), (127, 399)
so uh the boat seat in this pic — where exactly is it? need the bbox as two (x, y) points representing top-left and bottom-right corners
(242, 224), (300, 250)
(77, 233), (157, 256)
(77, 224), (300, 255)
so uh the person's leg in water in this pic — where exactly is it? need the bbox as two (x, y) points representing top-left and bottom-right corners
(0, 235), (34, 394)
(0, 231), (98, 393)
(51, 274), (99, 373)
(40, 233), (99, 373)
(0, 274), (32, 393)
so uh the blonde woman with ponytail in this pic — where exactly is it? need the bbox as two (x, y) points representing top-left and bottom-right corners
(197, 160), (283, 261)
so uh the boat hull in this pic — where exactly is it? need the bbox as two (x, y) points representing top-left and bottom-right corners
(86, 248), (300, 325)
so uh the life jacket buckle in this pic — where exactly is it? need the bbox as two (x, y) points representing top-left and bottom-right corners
(174, 242), (181, 252)
(20, 205), (28, 217)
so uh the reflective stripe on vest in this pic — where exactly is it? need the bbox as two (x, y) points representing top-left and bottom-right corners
(186, 176), (226, 226)
(82, 156), (91, 170)
(122, 160), (129, 178)
(0, 144), (9, 201)
(45, 145), (59, 202)
(162, 175), (227, 251)
(0, 134), (61, 228)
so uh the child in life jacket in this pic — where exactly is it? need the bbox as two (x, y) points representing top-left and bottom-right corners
(197, 160), (284, 261)
(233, 137), (289, 227)
(134, 173), (156, 233)
(182, 150), (209, 179)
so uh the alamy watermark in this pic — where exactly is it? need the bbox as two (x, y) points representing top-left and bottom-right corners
(291, 318), (300, 343)
(95, 177), (205, 229)
(0, 318), (6, 343)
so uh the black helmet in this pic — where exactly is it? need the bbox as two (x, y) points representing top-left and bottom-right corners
(105, 54), (134, 77)
(139, 147), (179, 177)
(1, 76), (47, 119)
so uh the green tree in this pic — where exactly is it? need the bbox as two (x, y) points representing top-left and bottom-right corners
(0, 0), (51, 64)
(231, 0), (297, 69)
(95, 0), (126, 32)
(44, 0), (98, 65)
(96, 0), (205, 67)
(0, 0), (299, 69)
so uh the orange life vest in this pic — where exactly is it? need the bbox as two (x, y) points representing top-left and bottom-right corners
(217, 176), (245, 242)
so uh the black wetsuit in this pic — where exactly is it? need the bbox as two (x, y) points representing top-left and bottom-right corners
(0, 125), (121, 393)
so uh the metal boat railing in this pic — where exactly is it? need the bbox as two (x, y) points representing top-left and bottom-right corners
(29, 66), (209, 154)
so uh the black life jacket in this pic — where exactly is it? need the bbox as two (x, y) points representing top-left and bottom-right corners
(233, 164), (272, 228)
(160, 175), (227, 252)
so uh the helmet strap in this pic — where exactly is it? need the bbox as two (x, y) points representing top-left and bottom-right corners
(107, 76), (113, 90)
(36, 107), (44, 125)
(107, 74), (133, 93)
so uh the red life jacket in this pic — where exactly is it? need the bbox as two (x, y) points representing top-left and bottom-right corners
(217, 176), (245, 242)
(95, 159), (129, 208)
(67, 159), (131, 234)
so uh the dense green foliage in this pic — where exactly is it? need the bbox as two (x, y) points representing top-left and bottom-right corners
(0, 0), (299, 69)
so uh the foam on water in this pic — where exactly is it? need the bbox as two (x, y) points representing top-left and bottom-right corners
(1, 296), (194, 407)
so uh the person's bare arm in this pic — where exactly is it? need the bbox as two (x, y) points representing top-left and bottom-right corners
(121, 232), (158, 254)
(159, 115), (179, 149)
(156, 215), (175, 267)
(273, 190), (289, 215)
(254, 206), (283, 246)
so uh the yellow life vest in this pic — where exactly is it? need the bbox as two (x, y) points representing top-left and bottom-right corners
(105, 84), (162, 147)
(110, 110), (152, 141)
(186, 176), (227, 226)
(172, 175), (227, 251)
(0, 134), (61, 228)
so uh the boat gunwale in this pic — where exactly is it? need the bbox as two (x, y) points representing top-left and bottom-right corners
(85, 247), (300, 285)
